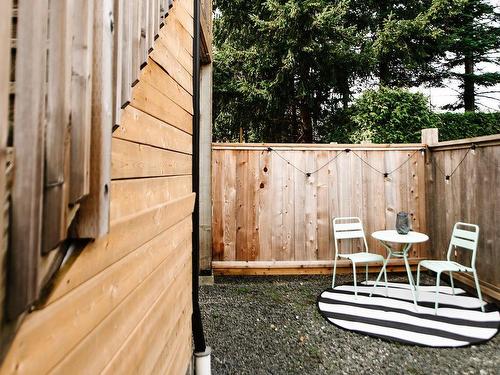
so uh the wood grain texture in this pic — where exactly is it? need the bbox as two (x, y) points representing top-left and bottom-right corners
(110, 175), (192, 222)
(47, 194), (195, 305)
(140, 58), (193, 114)
(115, 105), (192, 154)
(427, 138), (499, 288)
(72, 0), (113, 239)
(1, 220), (192, 375)
(0, 0), (12, 329)
(131, 78), (192, 134)
(111, 138), (192, 179)
(212, 145), (428, 265)
(42, 0), (73, 252)
(8, 0), (49, 318)
(70, 0), (94, 203)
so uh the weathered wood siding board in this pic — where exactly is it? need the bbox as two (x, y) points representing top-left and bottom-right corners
(1, 0), (195, 373)
(212, 145), (429, 264)
(9, 0), (49, 318)
(427, 140), (500, 288)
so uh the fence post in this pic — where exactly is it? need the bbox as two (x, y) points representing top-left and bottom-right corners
(421, 128), (439, 146)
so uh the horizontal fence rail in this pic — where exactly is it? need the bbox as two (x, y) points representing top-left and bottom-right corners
(212, 143), (429, 266)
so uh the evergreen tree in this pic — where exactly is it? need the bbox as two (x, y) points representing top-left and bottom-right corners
(440, 0), (500, 111)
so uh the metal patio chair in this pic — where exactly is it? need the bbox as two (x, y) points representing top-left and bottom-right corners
(416, 222), (484, 314)
(332, 217), (388, 297)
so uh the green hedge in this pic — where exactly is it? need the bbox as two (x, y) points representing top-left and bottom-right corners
(318, 88), (500, 144)
(434, 112), (500, 142)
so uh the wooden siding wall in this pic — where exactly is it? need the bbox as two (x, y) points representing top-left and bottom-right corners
(427, 135), (500, 298)
(0, 0), (195, 373)
(212, 144), (428, 272)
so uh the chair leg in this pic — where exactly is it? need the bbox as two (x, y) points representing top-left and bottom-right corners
(473, 270), (485, 313)
(449, 271), (455, 295)
(435, 272), (441, 315)
(332, 257), (338, 289)
(353, 262), (358, 298)
(416, 263), (421, 302)
(365, 264), (368, 286)
(370, 253), (391, 297)
(383, 266), (388, 297)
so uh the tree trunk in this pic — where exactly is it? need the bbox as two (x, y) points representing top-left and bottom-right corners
(379, 57), (390, 86)
(464, 54), (475, 112)
(299, 103), (313, 143)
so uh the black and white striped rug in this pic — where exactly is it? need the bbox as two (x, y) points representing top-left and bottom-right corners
(317, 281), (499, 347)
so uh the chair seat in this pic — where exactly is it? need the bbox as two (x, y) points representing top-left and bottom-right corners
(339, 252), (384, 264)
(419, 260), (473, 273)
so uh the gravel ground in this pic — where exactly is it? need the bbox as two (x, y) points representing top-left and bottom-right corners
(199, 274), (500, 375)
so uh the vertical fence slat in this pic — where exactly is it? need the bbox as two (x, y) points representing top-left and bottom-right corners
(131, 0), (142, 86)
(148, 0), (155, 51)
(72, 0), (113, 239)
(212, 145), (428, 265)
(0, 0), (12, 326)
(140, 0), (149, 67)
(43, 0), (74, 253)
(112, 0), (123, 127)
(8, 0), (49, 318)
(70, 0), (94, 203)
(120, 0), (132, 107)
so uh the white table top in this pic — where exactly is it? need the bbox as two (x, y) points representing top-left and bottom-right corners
(372, 230), (429, 244)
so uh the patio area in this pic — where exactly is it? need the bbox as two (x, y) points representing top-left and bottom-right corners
(200, 274), (500, 375)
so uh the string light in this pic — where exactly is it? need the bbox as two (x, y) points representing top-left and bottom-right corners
(471, 143), (476, 156)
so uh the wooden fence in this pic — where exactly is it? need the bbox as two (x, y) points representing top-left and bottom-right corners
(212, 143), (428, 273)
(426, 133), (500, 299)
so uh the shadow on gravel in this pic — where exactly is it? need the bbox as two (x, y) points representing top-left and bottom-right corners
(200, 274), (499, 375)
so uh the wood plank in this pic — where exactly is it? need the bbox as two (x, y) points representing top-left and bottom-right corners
(257, 149), (272, 261)
(101, 260), (192, 375)
(211, 150), (224, 261)
(199, 62), (213, 270)
(140, 0), (149, 66)
(50, 242), (191, 375)
(115, 105), (192, 154)
(157, 22), (193, 75)
(1, 214), (192, 375)
(111, 138), (192, 179)
(280, 151), (294, 261)
(47, 194), (195, 304)
(213, 143), (425, 151)
(131, 0), (142, 85)
(120, 0), (132, 105)
(112, 0), (124, 126)
(72, 0), (113, 239)
(271, 150), (284, 261)
(152, 306), (192, 374)
(131, 79), (192, 134)
(316, 150), (330, 260)
(0, 0), (11, 331)
(149, 36), (193, 95)
(110, 175), (192, 223)
(235, 150), (249, 261)
(42, 0), (73, 252)
(172, 0), (194, 37)
(148, 0), (155, 51)
(139, 58), (193, 115)
(222, 150), (237, 261)
(247, 150), (260, 261)
(293, 151), (306, 260)
(159, 6), (193, 58)
(69, 0), (93, 203)
(8, 0), (49, 319)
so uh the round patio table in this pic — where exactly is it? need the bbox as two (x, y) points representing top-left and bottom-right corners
(369, 230), (429, 307)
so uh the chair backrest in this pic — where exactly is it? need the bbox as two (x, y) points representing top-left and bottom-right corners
(446, 222), (480, 267)
(332, 217), (369, 256)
